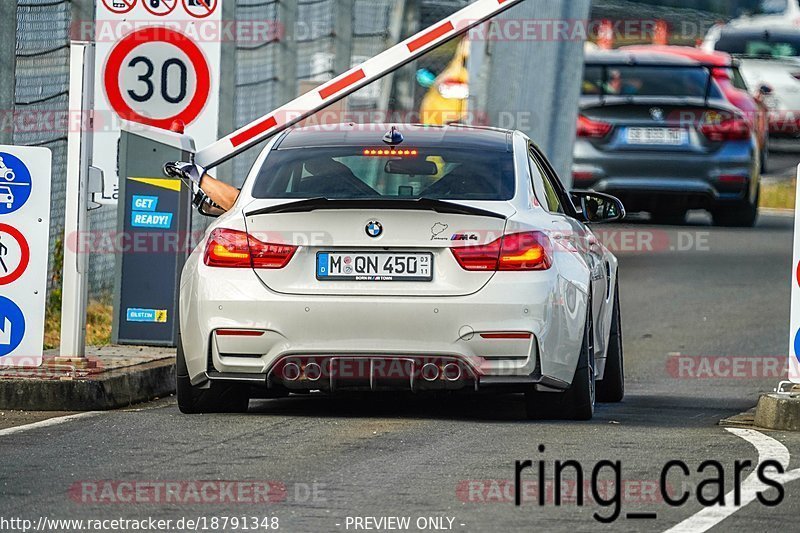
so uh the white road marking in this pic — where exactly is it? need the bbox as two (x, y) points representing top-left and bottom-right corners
(663, 428), (800, 533)
(0, 411), (101, 437)
(759, 207), (794, 218)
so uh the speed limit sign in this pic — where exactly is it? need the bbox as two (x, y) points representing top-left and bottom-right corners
(92, 2), (221, 204)
(104, 27), (211, 130)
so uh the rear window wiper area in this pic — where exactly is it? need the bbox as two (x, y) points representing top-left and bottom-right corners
(245, 197), (507, 219)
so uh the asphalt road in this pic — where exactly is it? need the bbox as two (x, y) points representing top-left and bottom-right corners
(1, 213), (799, 533)
(767, 141), (800, 179)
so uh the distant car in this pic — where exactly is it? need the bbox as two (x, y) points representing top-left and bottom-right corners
(177, 124), (626, 420)
(704, 26), (800, 138)
(574, 50), (760, 227)
(728, 0), (800, 27)
(622, 45), (770, 169)
(420, 38), (471, 125)
(0, 186), (14, 209)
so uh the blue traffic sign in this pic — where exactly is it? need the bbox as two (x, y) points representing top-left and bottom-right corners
(0, 152), (32, 215)
(0, 296), (25, 357)
(795, 329), (800, 365)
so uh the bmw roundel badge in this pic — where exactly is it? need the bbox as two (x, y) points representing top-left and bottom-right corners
(366, 220), (383, 238)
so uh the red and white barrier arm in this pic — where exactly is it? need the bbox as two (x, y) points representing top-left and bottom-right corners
(194, 0), (526, 169)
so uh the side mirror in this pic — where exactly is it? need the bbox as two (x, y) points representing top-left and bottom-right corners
(192, 190), (223, 218)
(197, 201), (223, 218)
(571, 190), (625, 224)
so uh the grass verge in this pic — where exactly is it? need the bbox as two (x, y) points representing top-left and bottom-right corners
(760, 179), (795, 210)
(44, 238), (113, 350)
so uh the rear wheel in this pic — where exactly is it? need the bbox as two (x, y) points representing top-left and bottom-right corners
(525, 305), (595, 421)
(596, 280), (624, 403)
(176, 339), (250, 414)
(712, 185), (759, 228)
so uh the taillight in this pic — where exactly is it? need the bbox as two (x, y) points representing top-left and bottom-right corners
(450, 232), (552, 272)
(204, 228), (297, 269)
(577, 115), (612, 138)
(700, 114), (751, 141)
(437, 79), (470, 100)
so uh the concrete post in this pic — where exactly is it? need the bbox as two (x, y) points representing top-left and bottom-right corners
(215, 0), (237, 186)
(278, 0), (298, 103)
(334, 0), (354, 79)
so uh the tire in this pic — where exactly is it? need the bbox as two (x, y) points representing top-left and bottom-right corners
(596, 280), (624, 403)
(712, 185), (759, 228)
(525, 303), (595, 421)
(176, 339), (250, 414)
(650, 208), (686, 225)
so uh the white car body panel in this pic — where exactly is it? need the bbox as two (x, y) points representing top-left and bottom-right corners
(179, 126), (619, 394)
(738, 58), (800, 112)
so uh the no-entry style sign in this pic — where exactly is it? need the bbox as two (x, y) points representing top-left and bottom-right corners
(183, 0), (218, 19)
(92, 4), (221, 204)
(0, 224), (30, 286)
(102, 0), (137, 15)
(0, 146), (51, 366)
(142, 0), (178, 17)
(104, 27), (211, 130)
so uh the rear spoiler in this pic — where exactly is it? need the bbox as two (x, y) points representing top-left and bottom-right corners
(246, 198), (507, 220)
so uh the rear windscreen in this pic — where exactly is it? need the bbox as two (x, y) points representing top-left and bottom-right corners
(582, 65), (723, 99)
(756, 0), (788, 15)
(714, 32), (800, 58)
(251, 147), (516, 201)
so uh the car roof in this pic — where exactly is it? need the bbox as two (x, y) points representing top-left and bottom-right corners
(619, 45), (734, 67)
(277, 123), (513, 151)
(718, 26), (800, 39)
(584, 49), (703, 67)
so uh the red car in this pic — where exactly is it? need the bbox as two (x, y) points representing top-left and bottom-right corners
(621, 45), (770, 171)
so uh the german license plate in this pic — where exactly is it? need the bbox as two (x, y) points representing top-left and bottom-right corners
(626, 127), (687, 145)
(316, 252), (433, 282)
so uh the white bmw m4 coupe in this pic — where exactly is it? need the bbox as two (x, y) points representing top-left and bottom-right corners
(178, 124), (625, 420)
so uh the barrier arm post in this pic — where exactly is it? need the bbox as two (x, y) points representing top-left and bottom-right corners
(60, 42), (96, 359)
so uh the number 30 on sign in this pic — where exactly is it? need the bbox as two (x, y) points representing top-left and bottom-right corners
(103, 27), (211, 130)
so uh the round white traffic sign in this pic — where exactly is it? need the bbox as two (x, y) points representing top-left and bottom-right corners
(0, 224), (30, 286)
(142, 0), (178, 17)
(102, 0), (137, 15)
(104, 27), (211, 130)
(183, 0), (218, 19)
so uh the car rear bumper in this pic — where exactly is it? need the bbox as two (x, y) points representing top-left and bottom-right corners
(573, 140), (757, 211)
(179, 263), (588, 391)
(769, 112), (800, 137)
(205, 354), (571, 394)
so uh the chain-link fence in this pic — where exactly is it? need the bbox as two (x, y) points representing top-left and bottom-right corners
(13, 0), (72, 294)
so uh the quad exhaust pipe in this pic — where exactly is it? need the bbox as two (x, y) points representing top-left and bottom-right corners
(420, 363), (440, 382)
(442, 363), (462, 382)
(282, 362), (301, 381)
(275, 357), (472, 388)
(304, 362), (322, 382)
